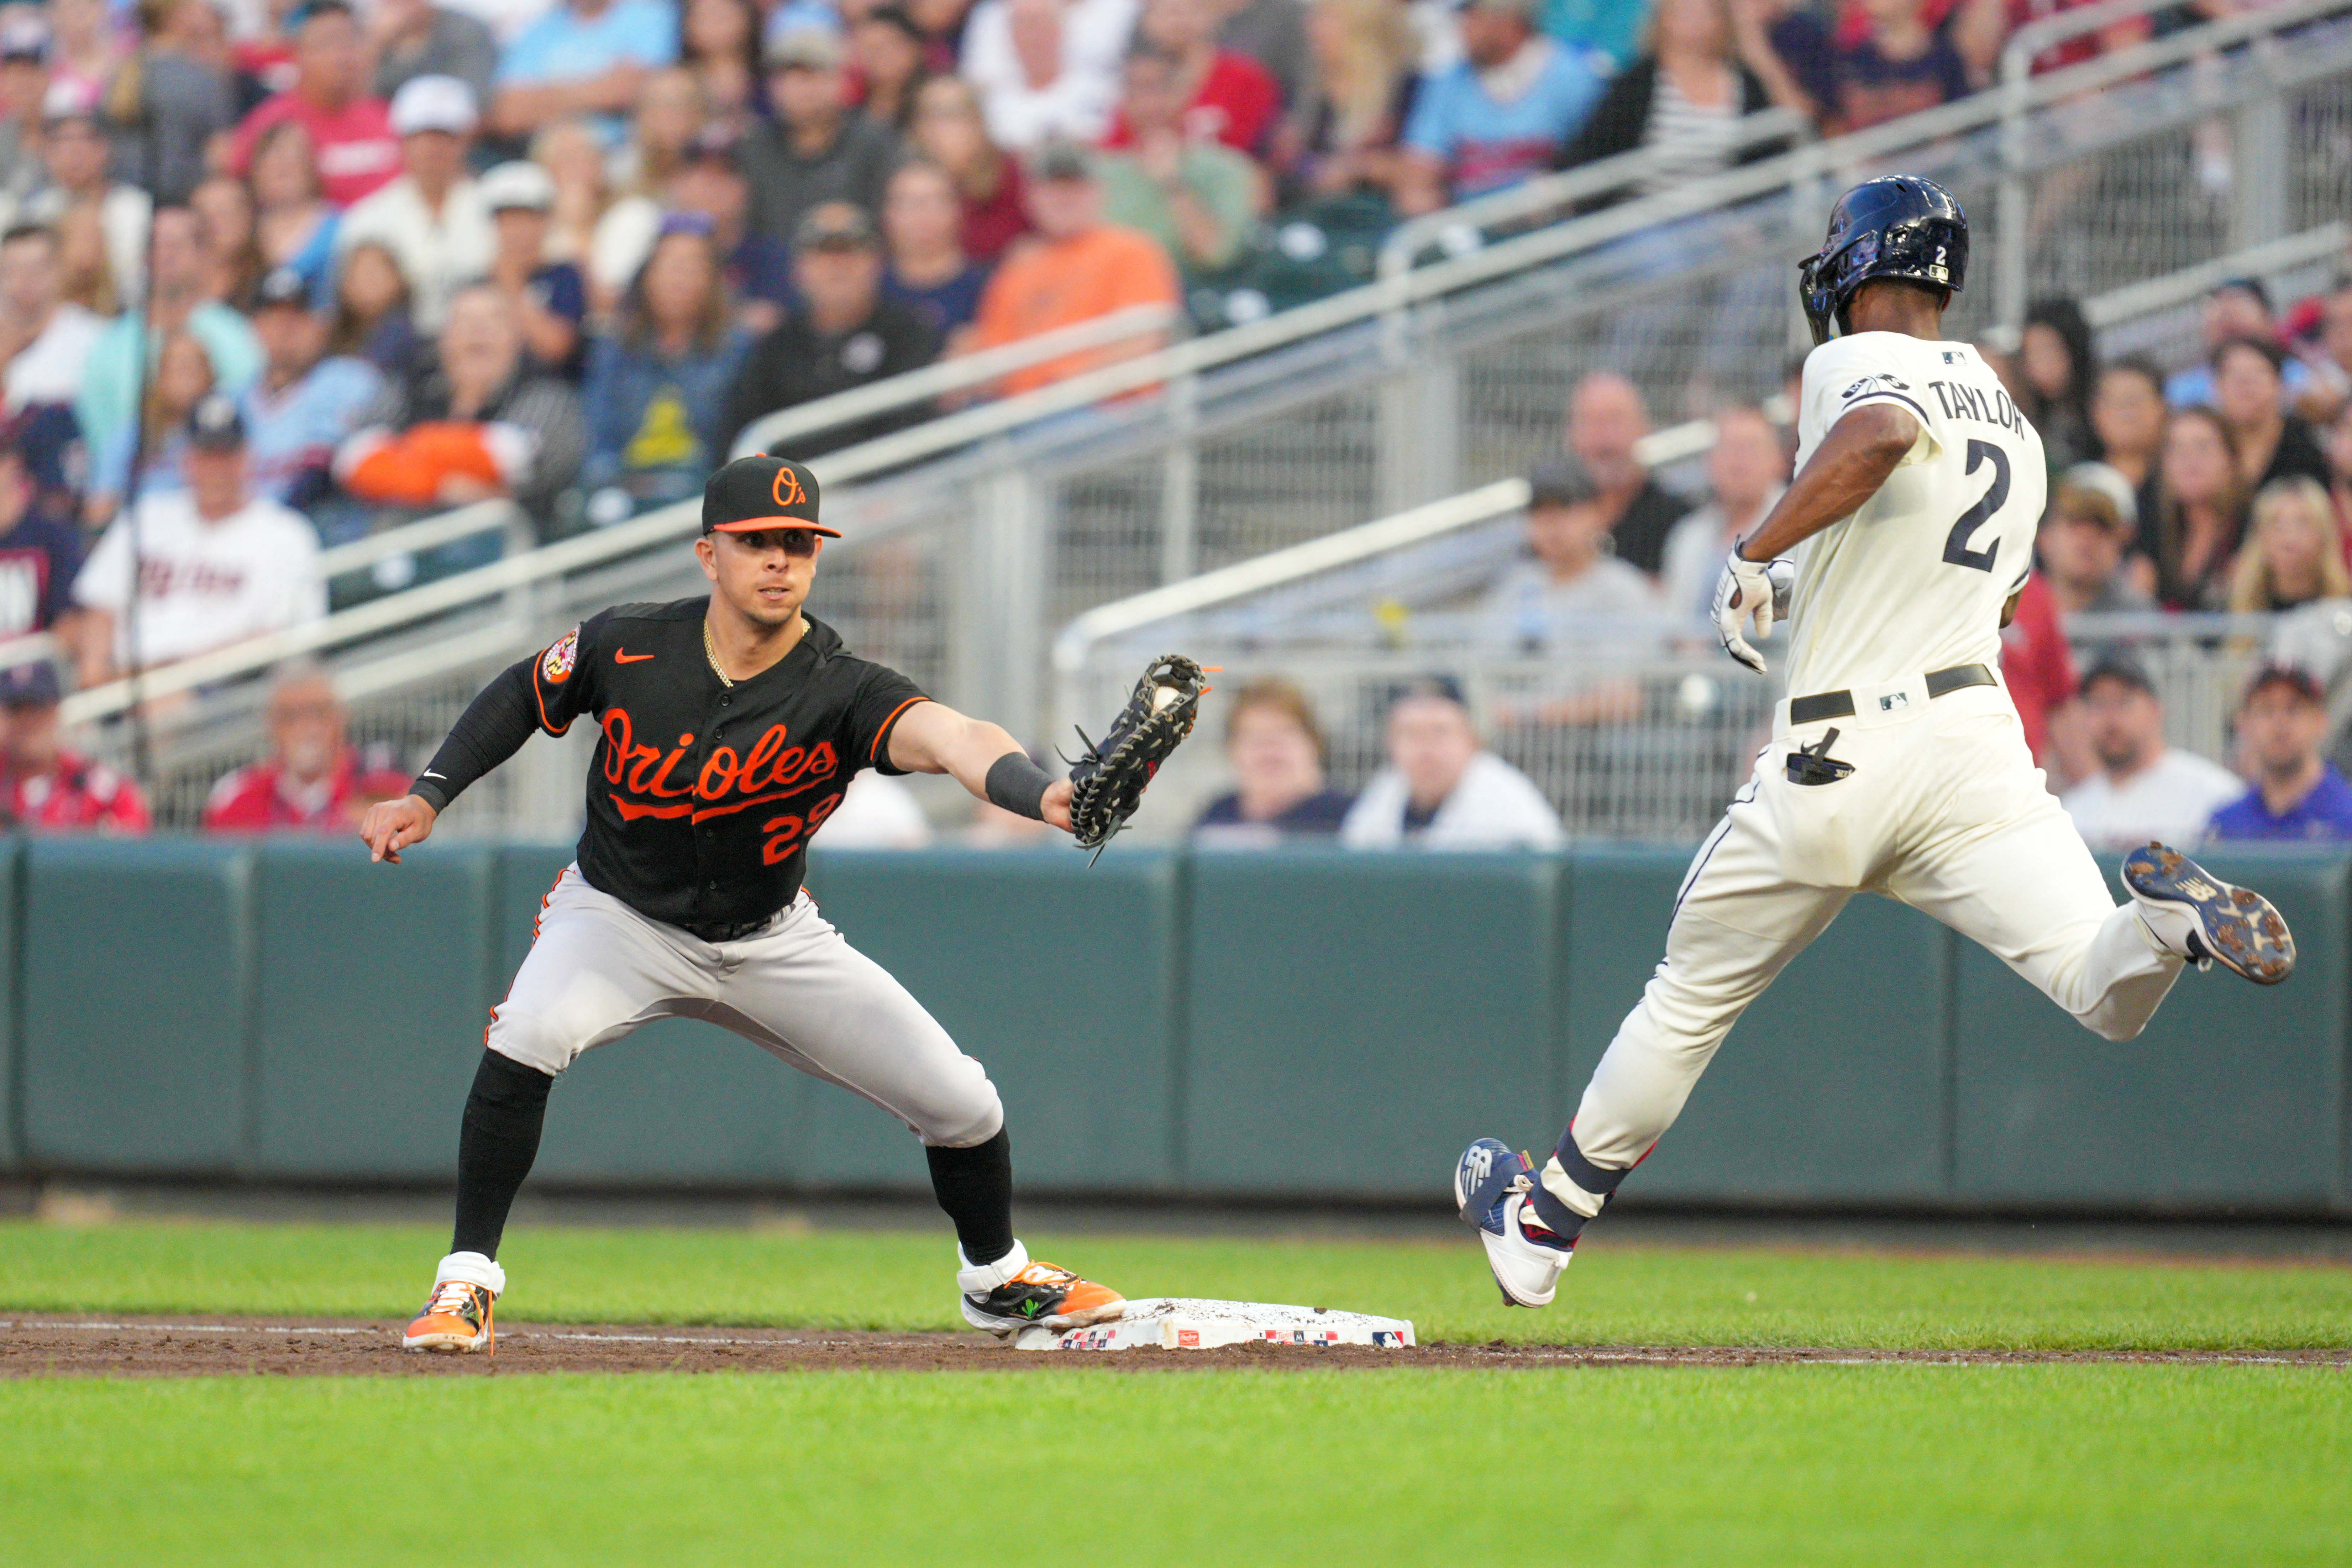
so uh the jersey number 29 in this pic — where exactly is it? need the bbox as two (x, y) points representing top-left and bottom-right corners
(1942, 439), (2008, 573)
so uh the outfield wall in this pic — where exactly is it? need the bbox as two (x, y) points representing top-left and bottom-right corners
(4, 838), (2346, 1215)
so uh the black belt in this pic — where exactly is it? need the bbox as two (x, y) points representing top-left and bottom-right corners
(677, 911), (782, 944)
(1787, 662), (1995, 727)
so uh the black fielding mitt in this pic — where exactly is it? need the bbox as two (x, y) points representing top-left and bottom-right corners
(1066, 654), (1211, 860)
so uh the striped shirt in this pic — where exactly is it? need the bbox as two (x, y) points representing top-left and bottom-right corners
(1636, 69), (1744, 196)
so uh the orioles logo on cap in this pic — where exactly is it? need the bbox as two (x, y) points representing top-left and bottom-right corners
(773, 466), (808, 508)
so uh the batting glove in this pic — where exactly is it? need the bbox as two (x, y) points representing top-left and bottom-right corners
(1711, 548), (1794, 674)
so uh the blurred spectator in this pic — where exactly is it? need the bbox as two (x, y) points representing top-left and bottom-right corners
(1738, 0), (1840, 121)
(2153, 405), (2246, 610)
(1829, 0), (1970, 133)
(959, 0), (1132, 150)
(0, 224), (105, 412)
(1660, 405), (1786, 624)
(881, 159), (991, 340)
(229, 0), (401, 209)
(2227, 477), (2349, 615)
(1278, 0), (1418, 203)
(1565, 371), (1687, 576)
(683, 0), (763, 132)
(89, 329), (219, 520)
(1340, 677), (1565, 849)
(0, 660), (149, 832)
(2088, 356), (2164, 552)
(852, 6), (933, 129)
(2037, 465), (2151, 616)
(335, 282), (587, 522)
(2164, 279), (2311, 410)
(78, 206), (265, 482)
(1192, 677), (1353, 844)
(2061, 655), (2242, 851)
(1479, 457), (1664, 650)
(27, 104), (152, 303)
(54, 201), (122, 314)
(614, 66), (704, 196)
(532, 117), (660, 310)
(722, 201), (939, 458)
(1109, 0), (1280, 156)
(2212, 336), (2328, 496)
(2303, 281), (2352, 423)
(669, 127), (792, 334)
(202, 663), (413, 830)
(965, 140), (1178, 395)
(815, 770), (936, 845)
(328, 237), (424, 376)
(0, 19), (50, 213)
(488, 0), (679, 141)
(1396, 0), (1601, 215)
(2330, 400), (2352, 539)
(742, 30), (901, 255)
(193, 174), (266, 309)
(908, 74), (1030, 263)
(479, 160), (587, 377)
(585, 216), (751, 499)
(251, 121), (341, 300)
(1224, 0), (1309, 109)
(337, 75), (492, 331)
(1557, 0), (1781, 192)
(244, 266), (382, 506)
(369, 0), (499, 106)
(0, 423), (85, 639)
(47, 0), (126, 117)
(123, 0), (244, 208)
(2207, 664), (2352, 841)
(1096, 44), (1261, 276)
(1999, 568), (2074, 767)
(2015, 297), (2098, 470)
(71, 395), (324, 687)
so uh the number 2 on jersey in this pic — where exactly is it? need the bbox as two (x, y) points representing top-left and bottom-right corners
(1942, 439), (2007, 572)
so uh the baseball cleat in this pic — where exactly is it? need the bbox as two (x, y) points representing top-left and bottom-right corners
(959, 1249), (1125, 1336)
(1455, 1138), (1574, 1308)
(2123, 843), (2295, 985)
(404, 1279), (497, 1353)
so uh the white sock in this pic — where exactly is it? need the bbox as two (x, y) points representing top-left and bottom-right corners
(956, 1239), (1031, 1296)
(434, 1250), (506, 1296)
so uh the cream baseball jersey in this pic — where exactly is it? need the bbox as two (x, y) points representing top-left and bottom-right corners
(1783, 331), (2047, 697)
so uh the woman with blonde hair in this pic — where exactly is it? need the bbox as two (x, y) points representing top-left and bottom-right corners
(530, 117), (661, 314)
(2228, 476), (2351, 613)
(53, 203), (119, 316)
(1277, 0), (1420, 200)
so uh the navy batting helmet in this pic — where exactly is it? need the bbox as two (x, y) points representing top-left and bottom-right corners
(1797, 176), (1968, 345)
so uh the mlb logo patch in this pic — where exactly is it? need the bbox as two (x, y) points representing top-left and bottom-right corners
(1879, 691), (1911, 712)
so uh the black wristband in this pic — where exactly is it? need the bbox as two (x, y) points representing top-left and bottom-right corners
(983, 751), (1054, 821)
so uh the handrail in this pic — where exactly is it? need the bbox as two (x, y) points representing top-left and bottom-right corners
(726, 301), (1178, 462)
(2001, 0), (2185, 88)
(313, 499), (529, 580)
(1375, 107), (1809, 283)
(2080, 224), (2348, 329)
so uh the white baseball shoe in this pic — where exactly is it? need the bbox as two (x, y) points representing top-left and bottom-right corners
(1454, 1139), (1575, 1308)
(2122, 843), (2295, 985)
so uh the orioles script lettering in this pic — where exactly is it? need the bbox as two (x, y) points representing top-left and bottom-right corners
(600, 706), (839, 823)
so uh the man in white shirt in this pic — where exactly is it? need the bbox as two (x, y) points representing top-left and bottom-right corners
(2062, 655), (2244, 850)
(1477, 457), (1666, 654)
(336, 75), (494, 332)
(70, 394), (325, 685)
(0, 222), (101, 411)
(1341, 677), (1564, 849)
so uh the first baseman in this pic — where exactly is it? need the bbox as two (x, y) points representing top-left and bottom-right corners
(1458, 177), (2298, 1307)
(364, 455), (1123, 1351)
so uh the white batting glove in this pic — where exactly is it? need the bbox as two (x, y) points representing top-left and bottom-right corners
(1711, 548), (1792, 674)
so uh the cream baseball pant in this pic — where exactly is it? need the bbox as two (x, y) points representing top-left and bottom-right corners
(487, 866), (1004, 1148)
(1541, 675), (2185, 1224)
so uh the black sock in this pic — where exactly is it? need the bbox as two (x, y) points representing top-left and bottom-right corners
(451, 1049), (555, 1260)
(927, 1128), (1014, 1268)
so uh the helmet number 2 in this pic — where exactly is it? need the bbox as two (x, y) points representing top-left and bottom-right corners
(1943, 439), (2007, 573)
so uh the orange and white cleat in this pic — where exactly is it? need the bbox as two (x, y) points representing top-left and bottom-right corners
(403, 1253), (505, 1353)
(957, 1242), (1124, 1335)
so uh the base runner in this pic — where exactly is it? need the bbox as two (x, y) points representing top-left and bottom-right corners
(1455, 177), (2299, 1307)
(364, 455), (1124, 1351)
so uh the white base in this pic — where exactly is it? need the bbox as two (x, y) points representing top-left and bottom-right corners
(1010, 1297), (1416, 1352)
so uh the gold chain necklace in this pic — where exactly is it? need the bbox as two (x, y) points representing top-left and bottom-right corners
(703, 620), (733, 687)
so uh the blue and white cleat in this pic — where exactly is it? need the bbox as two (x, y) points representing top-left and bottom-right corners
(1454, 1138), (1575, 1308)
(2122, 843), (2295, 986)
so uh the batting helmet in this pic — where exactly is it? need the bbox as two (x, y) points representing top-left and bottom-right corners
(1797, 176), (1969, 345)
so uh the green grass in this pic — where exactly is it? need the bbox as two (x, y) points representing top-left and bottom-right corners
(6, 1365), (2348, 1566)
(4, 1218), (2350, 1349)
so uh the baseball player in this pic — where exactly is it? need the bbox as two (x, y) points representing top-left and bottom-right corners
(1456, 178), (2298, 1307)
(365, 454), (1124, 1351)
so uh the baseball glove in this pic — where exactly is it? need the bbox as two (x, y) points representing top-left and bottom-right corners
(1066, 654), (1212, 861)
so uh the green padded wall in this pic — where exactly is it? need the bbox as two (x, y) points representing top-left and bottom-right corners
(1183, 849), (1566, 1197)
(21, 838), (253, 1172)
(798, 845), (1184, 1192)
(1563, 846), (1956, 1203)
(494, 845), (815, 1187)
(1953, 849), (2349, 1210)
(0, 838), (20, 1171)
(252, 839), (496, 1178)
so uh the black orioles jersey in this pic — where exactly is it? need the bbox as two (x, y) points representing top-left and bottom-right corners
(413, 599), (927, 929)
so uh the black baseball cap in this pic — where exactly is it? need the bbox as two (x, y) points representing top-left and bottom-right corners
(702, 453), (837, 536)
(186, 392), (246, 451)
(1527, 456), (1599, 508)
(2079, 652), (2155, 698)
(2246, 663), (2322, 705)
(0, 659), (61, 708)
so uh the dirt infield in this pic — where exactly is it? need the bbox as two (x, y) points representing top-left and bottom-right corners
(5, 1315), (2347, 1377)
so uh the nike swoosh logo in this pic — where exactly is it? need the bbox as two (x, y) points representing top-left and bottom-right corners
(421, 770), (445, 780)
(615, 650), (655, 664)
